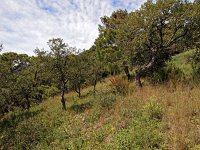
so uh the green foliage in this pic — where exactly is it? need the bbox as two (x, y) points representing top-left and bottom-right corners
(70, 100), (92, 113)
(1, 78), (200, 149)
(0, 51), (59, 115)
(37, 85), (59, 99)
(114, 129), (133, 150)
(69, 52), (88, 97)
(167, 64), (186, 82)
(94, 10), (128, 76)
(1, 1), (200, 115)
(171, 51), (194, 75)
(142, 97), (163, 121)
(150, 65), (185, 84)
(190, 49), (200, 81)
(87, 50), (107, 86)
(47, 38), (74, 110)
(93, 130), (105, 144)
(97, 93), (117, 109)
(66, 135), (86, 150)
(0, 1), (200, 149)
(113, 99), (163, 150)
(97, 0), (200, 87)
(0, 109), (48, 149)
(0, 44), (2, 52)
(148, 68), (168, 84)
(85, 108), (101, 123)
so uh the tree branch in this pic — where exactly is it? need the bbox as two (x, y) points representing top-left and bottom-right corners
(165, 25), (188, 48)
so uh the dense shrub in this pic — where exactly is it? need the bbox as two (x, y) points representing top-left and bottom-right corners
(37, 85), (59, 99)
(148, 68), (168, 84)
(167, 64), (186, 82)
(149, 64), (186, 85)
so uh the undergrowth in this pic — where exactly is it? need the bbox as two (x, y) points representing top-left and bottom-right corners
(1, 79), (200, 150)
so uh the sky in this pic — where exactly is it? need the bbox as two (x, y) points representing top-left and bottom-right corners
(0, 0), (146, 55)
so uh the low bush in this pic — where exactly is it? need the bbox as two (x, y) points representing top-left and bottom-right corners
(149, 64), (186, 85)
(148, 68), (168, 84)
(37, 85), (59, 99)
(110, 76), (129, 95)
(167, 64), (186, 82)
(143, 97), (163, 120)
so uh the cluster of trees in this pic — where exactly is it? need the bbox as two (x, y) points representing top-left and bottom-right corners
(96, 0), (200, 88)
(0, 0), (200, 114)
(0, 39), (109, 114)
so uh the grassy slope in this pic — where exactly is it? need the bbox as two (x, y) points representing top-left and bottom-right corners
(169, 50), (194, 77)
(1, 51), (200, 150)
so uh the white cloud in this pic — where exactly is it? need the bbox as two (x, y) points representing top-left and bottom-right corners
(0, 0), (146, 55)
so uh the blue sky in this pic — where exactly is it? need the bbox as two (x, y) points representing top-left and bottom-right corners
(0, 0), (146, 55)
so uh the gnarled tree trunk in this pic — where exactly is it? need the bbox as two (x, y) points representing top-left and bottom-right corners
(135, 70), (142, 89)
(135, 56), (156, 89)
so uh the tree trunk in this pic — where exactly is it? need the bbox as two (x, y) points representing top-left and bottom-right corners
(78, 85), (81, 98)
(135, 71), (142, 89)
(124, 65), (131, 80)
(134, 55), (156, 89)
(61, 89), (66, 110)
(93, 79), (97, 95)
(75, 83), (81, 98)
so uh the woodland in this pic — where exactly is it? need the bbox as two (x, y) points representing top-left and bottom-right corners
(1, 0), (200, 149)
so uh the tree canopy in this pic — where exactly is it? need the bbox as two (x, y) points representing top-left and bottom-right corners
(0, 0), (200, 114)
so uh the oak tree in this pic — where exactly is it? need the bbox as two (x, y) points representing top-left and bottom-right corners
(48, 38), (72, 110)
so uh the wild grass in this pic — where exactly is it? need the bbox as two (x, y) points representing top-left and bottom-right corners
(109, 76), (129, 95)
(132, 83), (200, 150)
(1, 78), (200, 149)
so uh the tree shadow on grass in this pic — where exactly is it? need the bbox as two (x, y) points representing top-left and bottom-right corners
(0, 109), (44, 149)
(79, 91), (94, 99)
(70, 101), (92, 113)
(0, 109), (44, 130)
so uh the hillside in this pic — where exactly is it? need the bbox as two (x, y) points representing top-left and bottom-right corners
(1, 0), (200, 149)
(1, 74), (200, 149)
(169, 50), (194, 78)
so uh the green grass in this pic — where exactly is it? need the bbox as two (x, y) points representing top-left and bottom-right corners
(1, 53), (200, 149)
(0, 80), (163, 150)
(169, 50), (195, 77)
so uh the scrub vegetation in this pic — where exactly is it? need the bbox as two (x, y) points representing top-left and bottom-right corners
(1, 0), (200, 149)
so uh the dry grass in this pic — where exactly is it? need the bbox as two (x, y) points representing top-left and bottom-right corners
(1, 78), (200, 149)
(45, 81), (200, 149)
(126, 83), (200, 150)
(109, 76), (129, 95)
